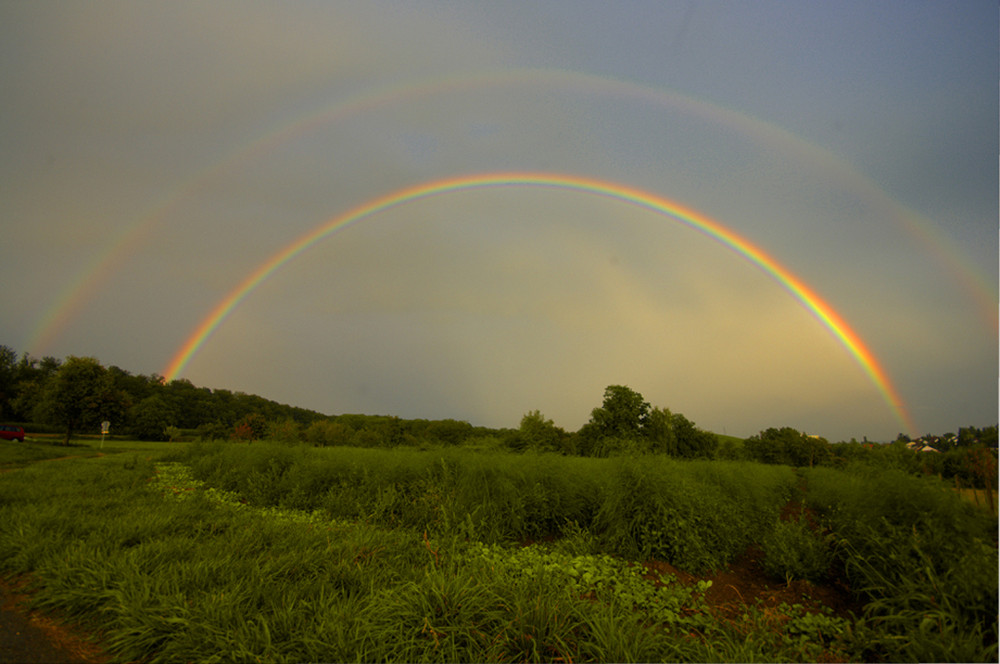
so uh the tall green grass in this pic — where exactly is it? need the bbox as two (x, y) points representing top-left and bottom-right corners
(0, 455), (436, 662)
(803, 465), (998, 662)
(0, 439), (98, 468)
(182, 442), (612, 542)
(179, 443), (794, 571)
(594, 457), (795, 571)
(0, 453), (842, 662)
(11, 446), (993, 661)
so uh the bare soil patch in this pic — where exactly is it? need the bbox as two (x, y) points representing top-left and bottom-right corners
(0, 575), (110, 664)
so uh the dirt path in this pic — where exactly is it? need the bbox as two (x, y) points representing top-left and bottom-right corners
(0, 453), (104, 475)
(644, 474), (864, 625)
(0, 453), (113, 663)
(0, 576), (110, 664)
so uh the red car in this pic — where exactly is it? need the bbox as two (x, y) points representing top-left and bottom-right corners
(0, 425), (25, 442)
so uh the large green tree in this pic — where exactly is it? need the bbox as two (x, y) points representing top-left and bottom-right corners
(577, 385), (719, 458)
(671, 413), (718, 459)
(128, 395), (176, 441)
(643, 406), (677, 455)
(517, 410), (563, 453)
(36, 356), (124, 445)
(8, 354), (61, 422)
(587, 385), (650, 441)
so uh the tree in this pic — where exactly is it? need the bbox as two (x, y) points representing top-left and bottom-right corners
(233, 413), (267, 442)
(425, 419), (474, 446)
(268, 418), (302, 444)
(128, 395), (175, 441)
(744, 427), (828, 466)
(799, 434), (831, 467)
(36, 356), (123, 445)
(643, 406), (677, 455)
(7, 354), (61, 422)
(518, 410), (562, 453)
(587, 385), (650, 441)
(744, 427), (788, 464)
(0, 345), (17, 419)
(672, 413), (718, 459)
(305, 419), (352, 446)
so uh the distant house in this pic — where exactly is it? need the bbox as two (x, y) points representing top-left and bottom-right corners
(906, 439), (940, 452)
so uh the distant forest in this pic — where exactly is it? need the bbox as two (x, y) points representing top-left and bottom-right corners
(1, 345), (995, 479)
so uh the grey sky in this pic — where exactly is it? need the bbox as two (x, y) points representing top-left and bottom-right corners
(2, 1), (996, 440)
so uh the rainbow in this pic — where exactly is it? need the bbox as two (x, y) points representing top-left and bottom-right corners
(162, 172), (917, 434)
(28, 68), (996, 355)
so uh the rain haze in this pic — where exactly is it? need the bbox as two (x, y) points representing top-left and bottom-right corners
(2, 1), (996, 442)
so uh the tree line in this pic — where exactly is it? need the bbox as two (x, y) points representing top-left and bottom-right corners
(0, 347), (326, 445)
(0, 345), (994, 480)
(0, 346), (720, 456)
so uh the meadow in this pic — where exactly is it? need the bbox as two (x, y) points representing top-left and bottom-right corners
(0, 439), (995, 662)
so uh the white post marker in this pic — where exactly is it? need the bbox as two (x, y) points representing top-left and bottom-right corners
(101, 420), (110, 449)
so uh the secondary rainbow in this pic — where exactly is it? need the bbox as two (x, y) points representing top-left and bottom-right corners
(163, 172), (917, 434)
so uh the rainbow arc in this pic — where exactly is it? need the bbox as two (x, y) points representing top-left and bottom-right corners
(162, 172), (917, 435)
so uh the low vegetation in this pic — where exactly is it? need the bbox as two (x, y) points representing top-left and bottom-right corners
(0, 439), (995, 662)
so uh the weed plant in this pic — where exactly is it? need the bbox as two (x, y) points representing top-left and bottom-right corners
(466, 542), (714, 629)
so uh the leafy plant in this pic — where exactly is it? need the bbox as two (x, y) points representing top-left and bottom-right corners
(466, 542), (713, 631)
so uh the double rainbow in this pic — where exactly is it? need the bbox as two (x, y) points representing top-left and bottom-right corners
(28, 69), (996, 358)
(163, 172), (917, 434)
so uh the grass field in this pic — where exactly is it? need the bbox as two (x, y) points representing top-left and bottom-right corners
(0, 438), (190, 471)
(0, 440), (995, 662)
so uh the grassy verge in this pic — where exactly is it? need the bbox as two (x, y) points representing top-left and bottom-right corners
(0, 439), (101, 470)
(0, 439), (190, 471)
